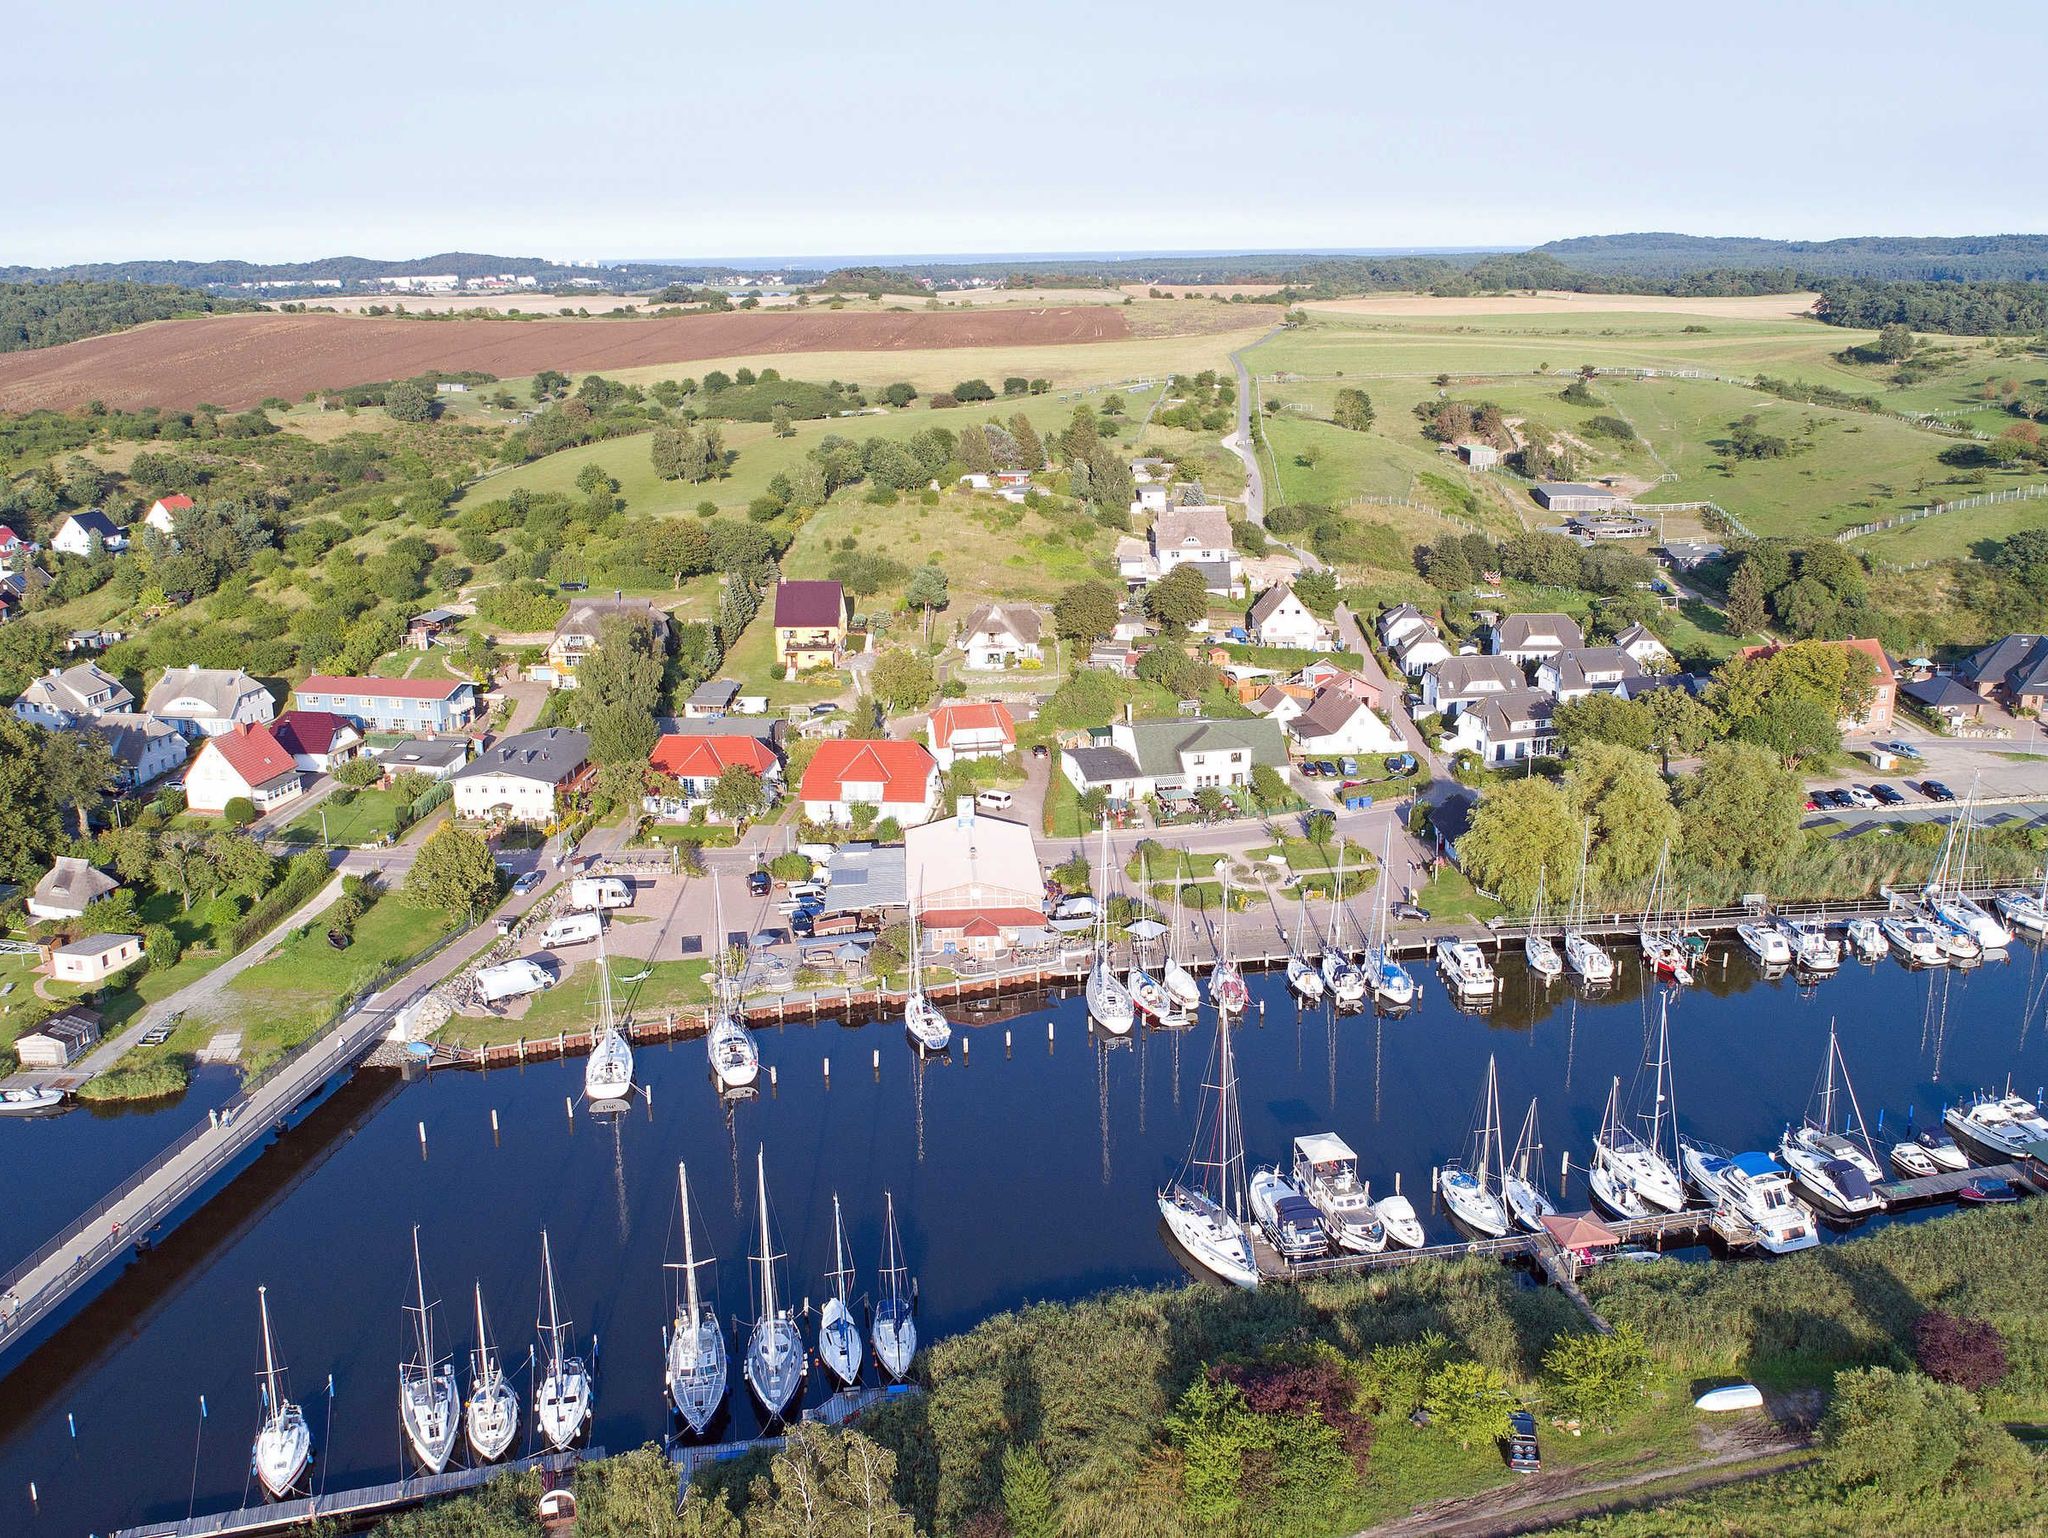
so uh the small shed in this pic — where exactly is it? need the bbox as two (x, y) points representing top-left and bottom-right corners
(14, 1007), (103, 1068)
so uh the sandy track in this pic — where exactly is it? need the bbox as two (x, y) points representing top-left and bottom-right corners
(1302, 291), (1821, 321)
(0, 306), (1132, 412)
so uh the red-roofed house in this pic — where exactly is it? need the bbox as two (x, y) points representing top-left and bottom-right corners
(270, 710), (364, 773)
(0, 526), (28, 568)
(1736, 637), (1896, 734)
(645, 733), (783, 819)
(926, 702), (1016, 770)
(799, 739), (940, 828)
(772, 580), (848, 673)
(145, 494), (195, 537)
(184, 721), (305, 815)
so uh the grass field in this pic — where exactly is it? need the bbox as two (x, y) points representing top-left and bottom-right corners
(1856, 483), (2048, 564)
(280, 787), (410, 847)
(443, 955), (712, 1046)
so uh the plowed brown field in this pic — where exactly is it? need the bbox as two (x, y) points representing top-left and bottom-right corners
(0, 306), (1132, 412)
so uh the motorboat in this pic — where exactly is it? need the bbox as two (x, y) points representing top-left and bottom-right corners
(1736, 922), (1792, 969)
(742, 1146), (804, 1419)
(1291, 1133), (1386, 1254)
(1932, 893), (2011, 952)
(1778, 1023), (1887, 1218)
(397, 1228), (461, 1474)
(1930, 915), (1983, 964)
(905, 902), (955, 1050)
(1945, 1091), (2048, 1161)
(817, 1193), (863, 1390)
(1375, 1190), (1426, 1249)
(1776, 918), (1841, 974)
(873, 1191), (919, 1380)
(1679, 1144), (1818, 1254)
(1959, 1177), (2022, 1205)
(1436, 1056), (1511, 1238)
(464, 1284), (519, 1463)
(1994, 883), (2048, 936)
(251, 1286), (312, 1500)
(1889, 1140), (1939, 1179)
(1249, 1168), (1328, 1261)
(0, 1084), (65, 1114)
(1503, 1097), (1558, 1233)
(533, 1231), (593, 1450)
(1587, 1004), (1687, 1217)
(1843, 917), (1887, 962)
(1881, 914), (1947, 967)
(1911, 1126), (1970, 1171)
(665, 1163), (727, 1435)
(1158, 1002), (1259, 1289)
(1433, 937), (1496, 999)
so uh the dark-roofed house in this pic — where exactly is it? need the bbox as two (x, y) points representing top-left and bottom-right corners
(13, 1007), (102, 1068)
(1902, 673), (1991, 725)
(685, 679), (741, 719)
(1420, 654), (1524, 716)
(1247, 584), (1324, 649)
(145, 665), (275, 738)
(405, 607), (463, 650)
(92, 712), (188, 788)
(1059, 745), (1145, 802)
(1535, 646), (1646, 701)
(1110, 716), (1288, 799)
(1957, 634), (2048, 715)
(1463, 689), (1559, 765)
(1288, 681), (1401, 758)
(12, 663), (132, 729)
(51, 509), (127, 558)
(27, 858), (118, 922)
(452, 728), (590, 823)
(957, 603), (1045, 669)
(184, 721), (304, 815)
(270, 710), (364, 773)
(1490, 613), (1585, 664)
(773, 580), (848, 672)
(375, 737), (472, 782)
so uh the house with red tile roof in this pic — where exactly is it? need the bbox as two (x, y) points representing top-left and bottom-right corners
(270, 710), (364, 773)
(295, 674), (480, 732)
(184, 721), (305, 815)
(772, 580), (848, 673)
(145, 494), (194, 537)
(645, 733), (783, 819)
(1736, 637), (1896, 733)
(798, 738), (940, 828)
(925, 702), (1016, 770)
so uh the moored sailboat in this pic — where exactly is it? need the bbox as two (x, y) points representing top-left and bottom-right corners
(818, 1193), (864, 1390)
(1364, 825), (1415, 1008)
(464, 1283), (518, 1463)
(1158, 998), (1259, 1288)
(742, 1146), (804, 1419)
(1436, 1054), (1511, 1237)
(1523, 868), (1563, 983)
(1208, 875), (1249, 1015)
(582, 932), (634, 1103)
(1639, 841), (1693, 984)
(1563, 822), (1614, 987)
(1085, 823), (1135, 1034)
(873, 1191), (919, 1380)
(707, 887), (761, 1090)
(1587, 999), (1686, 1218)
(665, 1162), (727, 1435)
(904, 899), (954, 1052)
(1503, 1097), (1557, 1232)
(533, 1230), (592, 1451)
(1778, 1022), (1887, 1219)
(398, 1227), (460, 1475)
(1318, 885), (1365, 1006)
(251, 1285), (311, 1501)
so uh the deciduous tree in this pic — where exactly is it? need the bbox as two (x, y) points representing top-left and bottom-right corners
(1458, 779), (1577, 911)
(404, 825), (499, 918)
(1564, 743), (1676, 890)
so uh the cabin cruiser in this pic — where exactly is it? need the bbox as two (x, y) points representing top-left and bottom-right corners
(1679, 1145), (1819, 1254)
(1889, 1140), (1940, 1179)
(1291, 1134), (1387, 1254)
(1736, 921), (1792, 968)
(1931, 915), (1983, 964)
(1375, 1190), (1425, 1248)
(0, 1084), (65, 1114)
(1842, 917), (1887, 962)
(1250, 1168), (1328, 1261)
(1880, 914), (1947, 967)
(1909, 1126), (1970, 1172)
(1433, 937), (1496, 999)
(1776, 918), (1841, 974)
(1779, 1129), (1886, 1218)
(1945, 1092), (2048, 1161)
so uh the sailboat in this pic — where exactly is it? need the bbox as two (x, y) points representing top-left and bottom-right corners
(1562, 822), (1614, 986)
(464, 1283), (519, 1463)
(1639, 841), (1693, 984)
(583, 931), (634, 1103)
(1162, 880), (1203, 1013)
(1523, 868), (1563, 982)
(251, 1285), (311, 1501)
(1128, 854), (1181, 1022)
(818, 1193), (864, 1389)
(1286, 906), (1326, 1004)
(1994, 866), (2048, 936)
(1085, 822), (1135, 1033)
(1436, 1055), (1511, 1237)
(1503, 1097), (1557, 1232)
(873, 1192), (919, 1380)
(1158, 998), (1259, 1288)
(1208, 875), (1249, 1015)
(742, 1146), (804, 1419)
(706, 886), (760, 1090)
(665, 1162), (727, 1435)
(398, 1227), (460, 1474)
(1586, 999), (1686, 1217)
(904, 899), (954, 1051)
(1364, 825), (1414, 1008)
(1318, 884), (1365, 1005)
(533, 1230), (592, 1450)
(1778, 1022), (1887, 1218)
(1926, 785), (2013, 950)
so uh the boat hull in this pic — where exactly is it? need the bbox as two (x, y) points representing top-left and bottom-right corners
(667, 1314), (728, 1434)
(818, 1298), (863, 1389)
(744, 1318), (805, 1418)
(873, 1302), (917, 1381)
(400, 1365), (461, 1473)
(1159, 1189), (1259, 1288)
(254, 1410), (311, 1501)
(466, 1377), (520, 1462)
(1375, 1194), (1425, 1249)
(535, 1363), (592, 1450)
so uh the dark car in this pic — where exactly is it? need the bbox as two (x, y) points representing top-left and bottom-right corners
(1871, 783), (1906, 806)
(1823, 788), (1855, 809)
(1504, 1409), (1541, 1473)
(1922, 779), (1958, 802)
(1391, 900), (1430, 922)
(1386, 753), (1419, 776)
(1316, 760), (1341, 778)
(1297, 761), (1320, 777)
(747, 869), (771, 896)
(790, 911), (816, 937)
(1031, 743), (1049, 759)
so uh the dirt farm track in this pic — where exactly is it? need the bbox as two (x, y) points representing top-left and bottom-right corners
(0, 306), (1133, 412)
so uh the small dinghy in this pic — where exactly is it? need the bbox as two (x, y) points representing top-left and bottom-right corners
(1695, 1383), (1765, 1413)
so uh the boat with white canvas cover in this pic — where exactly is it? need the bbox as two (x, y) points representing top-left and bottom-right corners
(1503, 1097), (1557, 1232)
(1563, 822), (1614, 987)
(533, 1230), (592, 1451)
(1158, 1000), (1259, 1289)
(1678, 1144), (1818, 1254)
(1881, 913), (1947, 967)
(1736, 921), (1791, 968)
(1435, 1055), (1511, 1238)
(1375, 1189), (1426, 1249)
(1587, 999), (1686, 1218)
(251, 1285), (311, 1501)
(665, 1162), (727, 1434)
(1523, 868), (1563, 983)
(1776, 917), (1841, 974)
(1433, 937), (1496, 1000)
(904, 900), (954, 1052)
(1929, 915), (1982, 963)
(1364, 826), (1415, 1008)
(707, 887), (760, 1089)
(1291, 1133), (1387, 1254)
(1779, 1023), (1887, 1218)
(464, 1283), (518, 1463)
(1318, 886), (1365, 1006)
(1286, 948), (1325, 1004)
(743, 1146), (804, 1419)
(1843, 917), (1887, 962)
(1249, 1167), (1328, 1260)
(1945, 1089), (2048, 1161)
(582, 933), (634, 1103)
(1162, 892), (1202, 1013)
(873, 1191), (919, 1380)
(398, 1227), (460, 1474)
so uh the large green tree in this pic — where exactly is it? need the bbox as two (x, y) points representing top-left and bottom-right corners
(404, 825), (499, 918)
(869, 649), (936, 713)
(1678, 741), (1806, 879)
(1638, 686), (1716, 773)
(578, 613), (665, 766)
(1458, 778), (1577, 912)
(1564, 743), (1677, 891)
(1145, 564), (1211, 630)
(1332, 387), (1375, 431)
(1052, 581), (1122, 645)
(43, 726), (119, 838)
(0, 716), (65, 884)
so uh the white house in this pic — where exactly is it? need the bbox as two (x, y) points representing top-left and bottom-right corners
(1489, 612), (1585, 665)
(1287, 686), (1401, 758)
(451, 728), (590, 824)
(956, 603), (1045, 669)
(904, 801), (1047, 957)
(1466, 689), (1559, 765)
(51, 510), (127, 558)
(94, 713), (189, 789)
(48, 932), (143, 985)
(27, 858), (119, 922)
(1059, 745), (1147, 802)
(144, 666), (275, 738)
(269, 710), (364, 773)
(144, 494), (194, 537)
(926, 702), (1016, 771)
(1614, 622), (1673, 671)
(1377, 604), (1435, 650)
(184, 722), (305, 816)
(1246, 585), (1324, 650)
(11, 663), (132, 729)
(1390, 627), (1452, 677)
(1149, 507), (1239, 582)
(1251, 686), (1313, 727)
(798, 738), (941, 828)
(1535, 646), (1647, 701)
(1420, 655), (1524, 717)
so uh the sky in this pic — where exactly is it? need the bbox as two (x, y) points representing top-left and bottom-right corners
(10, 0), (2046, 266)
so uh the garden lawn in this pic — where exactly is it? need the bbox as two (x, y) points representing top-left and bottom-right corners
(281, 788), (411, 847)
(458, 956), (713, 1044)
(1419, 862), (1504, 922)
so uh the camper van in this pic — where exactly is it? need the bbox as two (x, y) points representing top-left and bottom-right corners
(569, 876), (632, 912)
(475, 959), (554, 1005)
(541, 911), (603, 948)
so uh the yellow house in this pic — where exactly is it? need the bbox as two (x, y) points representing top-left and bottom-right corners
(772, 580), (847, 673)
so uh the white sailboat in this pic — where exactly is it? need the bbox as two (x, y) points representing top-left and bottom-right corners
(1318, 884), (1365, 1005)
(742, 1146), (804, 1419)
(873, 1190), (918, 1380)
(1503, 1097), (1557, 1232)
(1208, 874), (1249, 1015)
(533, 1230), (592, 1451)
(1778, 1022), (1887, 1218)
(1994, 867), (2048, 936)
(1522, 868), (1563, 982)
(706, 887), (760, 1090)
(1162, 882), (1203, 1013)
(665, 1162), (727, 1435)
(1436, 1055), (1511, 1237)
(464, 1283), (519, 1463)
(1085, 823), (1135, 1033)
(1563, 821), (1615, 987)
(1364, 825), (1415, 1008)
(817, 1193), (864, 1389)
(251, 1286), (311, 1501)
(1128, 856), (1182, 1023)
(904, 899), (954, 1052)
(1926, 787), (2013, 951)
(1158, 1000), (1259, 1288)
(1587, 998), (1686, 1217)
(582, 931), (634, 1103)
(1639, 841), (1693, 984)
(398, 1227), (460, 1474)
(1291, 1133), (1387, 1253)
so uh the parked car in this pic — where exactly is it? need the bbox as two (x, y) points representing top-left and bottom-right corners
(975, 789), (1015, 811)
(140, 1025), (172, 1046)
(1877, 739), (1923, 760)
(1504, 1410), (1541, 1473)
(1821, 788), (1854, 809)
(1391, 900), (1429, 922)
(1844, 785), (1879, 809)
(1031, 743), (1049, 758)
(511, 869), (544, 896)
(1922, 779), (1958, 802)
(809, 702), (838, 716)
(747, 869), (771, 896)
(1338, 756), (1359, 777)
(1385, 753), (1418, 776)
(1297, 761), (1320, 777)
(558, 580), (588, 592)
(1316, 760), (1340, 778)
(1871, 783), (1906, 806)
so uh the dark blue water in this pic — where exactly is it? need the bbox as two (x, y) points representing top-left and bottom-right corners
(1, 943), (2043, 1537)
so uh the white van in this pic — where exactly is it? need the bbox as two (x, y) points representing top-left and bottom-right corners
(541, 911), (603, 948)
(569, 876), (632, 912)
(475, 959), (553, 1004)
(975, 790), (1015, 812)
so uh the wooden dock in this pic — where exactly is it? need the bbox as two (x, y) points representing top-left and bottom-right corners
(109, 1449), (591, 1538)
(1879, 1160), (2036, 1204)
(668, 1385), (923, 1477)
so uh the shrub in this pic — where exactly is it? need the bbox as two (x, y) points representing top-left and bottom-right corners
(767, 852), (813, 882)
(1914, 1310), (2009, 1393)
(1821, 1366), (2025, 1496)
(223, 797), (257, 827)
(144, 923), (180, 971)
(1421, 1358), (1509, 1448)
(333, 756), (383, 788)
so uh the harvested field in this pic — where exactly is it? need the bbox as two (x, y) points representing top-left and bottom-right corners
(0, 306), (1133, 411)
(1300, 290), (1821, 321)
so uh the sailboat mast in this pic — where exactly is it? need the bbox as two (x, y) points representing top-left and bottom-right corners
(756, 1146), (778, 1322)
(540, 1230), (563, 1371)
(1820, 1022), (1839, 1131)
(1479, 1056), (1501, 1183)
(259, 1285), (280, 1411)
(474, 1283), (491, 1376)
(679, 1163), (702, 1323)
(1648, 998), (1674, 1160)
(883, 1190), (900, 1297)
(832, 1194), (849, 1299)
(412, 1225), (432, 1366)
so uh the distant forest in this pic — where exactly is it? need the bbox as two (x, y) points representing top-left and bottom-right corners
(1814, 278), (2048, 336)
(0, 281), (260, 354)
(1532, 232), (2048, 283)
